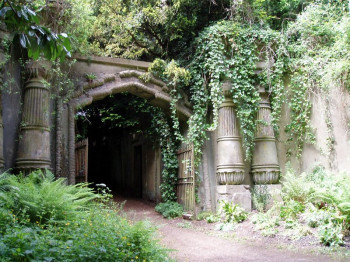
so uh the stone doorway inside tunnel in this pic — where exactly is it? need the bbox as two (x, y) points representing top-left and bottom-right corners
(75, 93), (163, 202)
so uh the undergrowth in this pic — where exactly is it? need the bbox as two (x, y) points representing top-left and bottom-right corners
(155, 201), (184, 219)
(202, 201), (248, 231)
(0, 171), (170, 261)
(252, 166), (350, 247)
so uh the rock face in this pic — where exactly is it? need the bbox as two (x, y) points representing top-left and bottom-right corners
(15, 61), (51, 170)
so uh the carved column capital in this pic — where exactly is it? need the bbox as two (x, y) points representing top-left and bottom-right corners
(25, 60), (51, 80)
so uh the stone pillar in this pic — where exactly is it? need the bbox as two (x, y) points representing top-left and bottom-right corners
(251, 87), (281, 210)
(251, 87), (280, 184)
(15, 61), (51, 170)
(0, 27), (7, 171)
(216, 81), (245, 185)
(216, 80), (251, 211)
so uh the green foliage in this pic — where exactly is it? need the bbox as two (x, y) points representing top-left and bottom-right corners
(188, 20), (283, 161)
(85, 73), (96, 81)
(251, 211), (280, 237)
(252, 185), (271, 212)
(0, 0), (71, 61)
(0, 171), (170, 261)
(196, 211), (213, 221)
(205, 201), (247, 228)
(283, 2), (350, 158)
(253, 166), (350, 246)
(280, 199), (305, 219)
(205, 214), (221, 224)
(155, 201), (184, 219)
(219, 200), (248, 223)
(148, 58), (190, 142)
(0, 170), (96, 226)
(91, 0), (229, 60)
(318, 222), (345, 247)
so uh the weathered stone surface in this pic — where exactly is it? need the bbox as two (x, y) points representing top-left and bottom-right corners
(216, 81), (245, 185)
(217, 185), (251, 211)
(251, 86), (280, 184)
(16, 61), (51, 170)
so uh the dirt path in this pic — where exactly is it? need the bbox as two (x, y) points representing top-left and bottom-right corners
(115, 197), (345, 262)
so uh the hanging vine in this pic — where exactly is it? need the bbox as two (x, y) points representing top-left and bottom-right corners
(188, 21), (284, 161)
(76, 93), (179, 202)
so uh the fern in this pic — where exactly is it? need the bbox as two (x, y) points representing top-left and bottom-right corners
(2, 170), (97, 225)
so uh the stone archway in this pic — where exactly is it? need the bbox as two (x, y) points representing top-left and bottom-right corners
(62, 55), (192, 185)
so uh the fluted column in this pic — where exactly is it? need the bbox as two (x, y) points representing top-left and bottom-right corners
(0, 27), (7, 171)
(216, 81), (245, 185)
(251, 87), (280, 184)
(16, 61), (51, 170)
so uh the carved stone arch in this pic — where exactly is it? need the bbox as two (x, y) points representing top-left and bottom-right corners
(64, 56), (192, 184)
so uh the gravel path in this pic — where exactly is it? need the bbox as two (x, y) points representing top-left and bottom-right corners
(116, 197), (345, 262)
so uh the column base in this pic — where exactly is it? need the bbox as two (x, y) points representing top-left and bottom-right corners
(252, 184), (282, 211)
(216, 185), (251, 212)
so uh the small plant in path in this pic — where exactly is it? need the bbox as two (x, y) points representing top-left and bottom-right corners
(155, 201), (184, 219)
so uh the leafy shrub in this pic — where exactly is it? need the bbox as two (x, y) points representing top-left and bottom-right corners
(280, 200), (305, 219)
(219, 201), (248, 223)
(196, 211), (213, 221)
(206, 214), (220, 223)
(254, 166), (350, 246)
(252, 185), (271, 212)
(0, 208), (170, 261)
(155, 201), (184, 218)
(0, 171), (170, 261)
(1, 170), (96, 225)
(251, 212), (281, 237)
(318, 223), (345, 247)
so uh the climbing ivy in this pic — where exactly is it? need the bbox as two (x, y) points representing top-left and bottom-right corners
(76, 93), (179, 202)
(148, 58), (190, 142)
(188, 21), (284, 161)
(283, 2), (350, 159)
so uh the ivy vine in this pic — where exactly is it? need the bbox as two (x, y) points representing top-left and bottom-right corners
(76, 93), (179, 202)
(188, 21), (284, 161)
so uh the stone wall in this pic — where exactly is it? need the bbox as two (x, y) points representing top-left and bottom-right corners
(277, 84), (350, 175)
(1, 52), (349, 211)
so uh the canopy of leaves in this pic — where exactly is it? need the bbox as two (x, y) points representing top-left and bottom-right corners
(0, 0), (71, 61)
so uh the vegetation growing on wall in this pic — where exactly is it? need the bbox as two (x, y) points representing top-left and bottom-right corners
(3, 0), (350, 202)
(283, 2), (350, 159)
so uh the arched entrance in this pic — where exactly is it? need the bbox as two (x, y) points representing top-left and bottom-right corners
(75, 93), (164, 201)
(64, 58), (192, 204)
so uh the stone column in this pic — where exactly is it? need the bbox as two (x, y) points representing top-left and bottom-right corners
(216, 80), (251, 211)
(251, 87), (280, 184)
(251, 87), (281, 210)
(216, 81), (245, 185)
(0, 27), (7, 171)
(15, 61), (51, 171)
